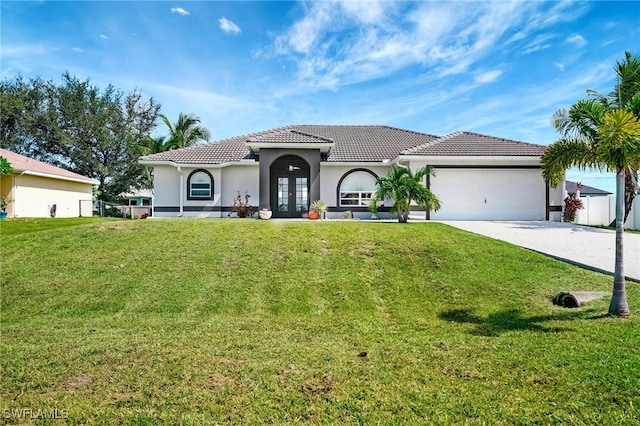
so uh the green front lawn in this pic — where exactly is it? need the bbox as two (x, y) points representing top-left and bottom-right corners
(1, 219), (638, 424)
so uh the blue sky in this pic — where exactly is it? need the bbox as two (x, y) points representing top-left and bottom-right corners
(2, 1), (639, 192)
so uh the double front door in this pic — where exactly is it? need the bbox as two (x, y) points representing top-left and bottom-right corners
(269, 155), (311, 218)
(272, 175), (308, 218)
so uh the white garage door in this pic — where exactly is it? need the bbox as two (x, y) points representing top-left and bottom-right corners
(429, 169), (545, 220)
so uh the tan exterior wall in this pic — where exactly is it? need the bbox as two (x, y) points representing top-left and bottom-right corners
(0, 175), (15, 217)
(13, 174), (93, 218)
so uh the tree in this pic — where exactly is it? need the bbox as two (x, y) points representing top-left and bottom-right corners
(541, 52), (640, 317)
(0, 76), (59, 161)
(159, 113), (210, 150)
(551, 51), (640, 223)
(0, 156), (13, 177)
(0, 72), (161, 200)
(374, 165), (441, 223)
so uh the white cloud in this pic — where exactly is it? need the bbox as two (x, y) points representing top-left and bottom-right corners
(340, 0), (387, 24)
(521, 33), (556, 54)
(219, 17), (241, 35)
(554, 62), (565, 72)
(272, 1), (572, 91)
(171, 7), (190, 16)
(474, 70), (503, 84)
(100, 34), (109, 40)
(566, 34), (587, 46)
(71, 47), (84, 53)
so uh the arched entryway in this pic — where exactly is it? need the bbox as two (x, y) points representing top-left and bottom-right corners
(270, 155), (310, 218)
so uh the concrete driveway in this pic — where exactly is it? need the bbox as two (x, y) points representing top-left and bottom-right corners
(440, 221), (640, 282)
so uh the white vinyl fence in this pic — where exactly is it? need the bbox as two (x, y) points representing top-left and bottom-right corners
(575, 195), (639, 230)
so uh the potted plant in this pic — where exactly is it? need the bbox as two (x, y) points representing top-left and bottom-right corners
(309, 200), (327, 220)
(259, 207), (272, 220)
(0, 195), (14, 219)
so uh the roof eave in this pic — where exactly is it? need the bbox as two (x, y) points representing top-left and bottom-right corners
(17, 169), (99, 185)
(138, 159), (258, 168)
(398, 154), (542, 166)
(246, 142), (334, 153)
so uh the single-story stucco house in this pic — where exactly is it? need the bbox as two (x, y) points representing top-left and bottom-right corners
(566, 180), (612, 197)
(0, 148), (98, 218)
(138, 125), (565, 221)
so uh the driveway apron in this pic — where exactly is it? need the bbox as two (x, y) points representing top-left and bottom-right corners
(440, 221), (640, 282)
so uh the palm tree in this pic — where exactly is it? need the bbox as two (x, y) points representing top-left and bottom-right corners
(552, 52), (640, 223)
(136, 135), (167, 188)
(160, 113), (211, 150)
(541, 52), (640, 317)
(374, 165), (441, 223)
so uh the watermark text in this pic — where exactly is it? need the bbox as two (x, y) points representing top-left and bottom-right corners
(3, 408), (69, 420)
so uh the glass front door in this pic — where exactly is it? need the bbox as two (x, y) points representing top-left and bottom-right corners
(275, 176), (308, 217)
(270, 155), (311, 218)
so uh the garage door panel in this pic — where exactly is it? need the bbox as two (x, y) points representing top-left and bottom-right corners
(429, 169), (544, 220)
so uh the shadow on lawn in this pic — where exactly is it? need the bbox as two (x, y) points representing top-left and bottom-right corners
(438, 308), (606, 337)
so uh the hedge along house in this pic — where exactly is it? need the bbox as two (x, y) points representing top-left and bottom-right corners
(138, 125), (565, 221)
(0, 148), (98, 218)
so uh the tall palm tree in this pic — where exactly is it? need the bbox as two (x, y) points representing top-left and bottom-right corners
(552, 52), (640, 223)
(541, 52), (640, 317)
(160, 113), (211, 150)
(374, 165), (441, 223)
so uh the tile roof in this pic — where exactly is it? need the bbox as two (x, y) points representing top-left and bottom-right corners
(402, 131), (546, 156)
(566, 181), (612, 196)
(248, 128), (334, 144)
(138, 125), (544, 165)
(0, 148), (98, 184)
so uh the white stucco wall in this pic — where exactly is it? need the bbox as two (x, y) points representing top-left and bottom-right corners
(13, 174), (93, 218)
(152, 164), (258, 218)
(220, 165), (259, 207)
(152, 166), (181, 208)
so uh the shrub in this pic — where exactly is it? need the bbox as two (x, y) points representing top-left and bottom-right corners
(563, 184), (584, 222)
(230, 191), (255, 218)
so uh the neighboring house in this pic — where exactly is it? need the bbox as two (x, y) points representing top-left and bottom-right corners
(119, 188), (153, 206)
(0, 148), (98, 218)
(565, 180), (612, 197)
(139, 125), (565, 221)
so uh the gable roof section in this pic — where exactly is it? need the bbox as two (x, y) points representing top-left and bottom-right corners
(402, 131), (546, 156)
(0, 148), (98, 184)
(138, 126), (544, 165)
(246, 128), (335, 153)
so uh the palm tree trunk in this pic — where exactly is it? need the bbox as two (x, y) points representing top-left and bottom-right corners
(624, 166), (637, 223)
(608, 167), (630, 317)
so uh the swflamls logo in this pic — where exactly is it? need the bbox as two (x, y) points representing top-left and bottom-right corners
(3, 408), (69, 419)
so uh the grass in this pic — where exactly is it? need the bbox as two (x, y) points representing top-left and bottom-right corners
(0, 216), (120, 237)
(1, 218), (639, 424)
(589, 224), (640, 234)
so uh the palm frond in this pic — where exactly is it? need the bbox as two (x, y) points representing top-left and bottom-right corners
(541, 138), (602, 187)
(611, 51), (640, 108)
(596, 109), (640, 168)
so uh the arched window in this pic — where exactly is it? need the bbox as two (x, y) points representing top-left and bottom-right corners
(338, 170), (378, 206)
(187, 170), (214, 200)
